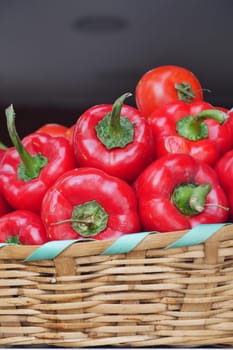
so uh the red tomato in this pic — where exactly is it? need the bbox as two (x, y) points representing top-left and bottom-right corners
(135, 65), (203, 117)
(37, 123), (68, 138)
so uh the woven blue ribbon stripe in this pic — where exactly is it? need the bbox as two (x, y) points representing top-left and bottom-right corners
(0, 223), (228, 261)
(101, 223), (228, 254)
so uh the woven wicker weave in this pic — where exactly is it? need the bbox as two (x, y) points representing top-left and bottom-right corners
(1, 224), (233, 347)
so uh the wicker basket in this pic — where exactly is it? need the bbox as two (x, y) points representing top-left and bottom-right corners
(1, 224), (233, 348)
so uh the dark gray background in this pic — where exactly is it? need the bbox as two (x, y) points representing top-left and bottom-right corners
(0, 0), (233, 145)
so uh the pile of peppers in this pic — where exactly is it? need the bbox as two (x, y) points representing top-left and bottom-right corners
(1, 64), (233, 244)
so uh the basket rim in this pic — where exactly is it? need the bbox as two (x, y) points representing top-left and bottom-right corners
(0, 224), (232, 260)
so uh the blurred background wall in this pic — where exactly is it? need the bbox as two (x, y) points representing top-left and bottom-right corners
(1, 0), (233, 145)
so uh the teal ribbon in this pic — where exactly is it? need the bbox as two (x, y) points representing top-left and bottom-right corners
(101, 231), (157, 255)
(23, 238), (94, 262)
(101, 223), (228, 255)
(24, 232), (156, 261)
(165, 223), (228, 249)
(0, 223), (229, 261)
(0, 243), (8, 248)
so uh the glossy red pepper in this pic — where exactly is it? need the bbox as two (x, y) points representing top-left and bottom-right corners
(0, 105), (76, 213)
(134, 154), (229, 232)
(65, 124), (75, 143)
(148, 101), (233, 166)
(0, 144), (12, 216)
(215, 150), (233, 220)
(0, 191), (12, 217)
(41, 167), (141, 241)
(37, 123), (75, 143)
(72, 93), (154, 183)
(0, 210), (48, 244)
(36, 123), (69, 138)
(0, 142), (11, 216)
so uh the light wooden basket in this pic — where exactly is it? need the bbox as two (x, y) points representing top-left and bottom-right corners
(1, 224), (233, 348)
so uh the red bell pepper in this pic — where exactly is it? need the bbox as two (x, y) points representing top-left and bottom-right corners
(0, 142), (11, 216)
(65, 124), (75, 143)
(36, 123), (69, 138)
(36, 123), (75, 144)
(148, 101), (232, 166)
(41, 167), (141, 241)
(134, 153), (229, 232)
(0, 105), (76, 213)
(0, 192), (12, 217)
(0, 210), (48, 244)
(215, 150), (233, 220)
(72, 93), (154, 183)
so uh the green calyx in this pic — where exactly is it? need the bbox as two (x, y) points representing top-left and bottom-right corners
(5, 104), (48, 182)
(51, 200), (109, 237)
(174, 82), (196, 103)
(6, 235), (21, 244)
(172, 183), (212, 216)
(72, 200), (108, 237)
(95, 92), (134, 149)
(176, 109), (228, 141)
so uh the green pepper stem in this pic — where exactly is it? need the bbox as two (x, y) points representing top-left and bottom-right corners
(172, 183), (211, 216)
(95, 93), (134, 149)
(51, 216), (94, 226)
(6, 105), (36, 170)
(204, 203), (229, 211)
(51, 200), (109, 238)
(196, 109), (228, 124)
(176, 109), (228, 141)
(5, 104), (48, 181)
(109, 92), (132, 131)
(189, 184), (212, 212)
